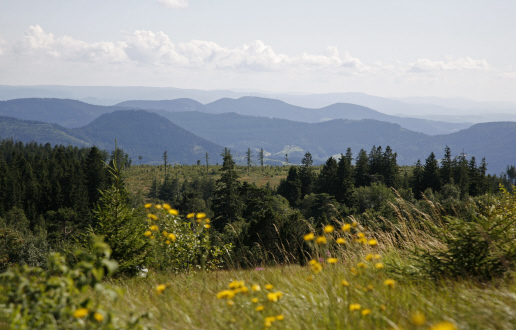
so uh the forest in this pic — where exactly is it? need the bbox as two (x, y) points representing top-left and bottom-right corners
(1, 138), (515, 329)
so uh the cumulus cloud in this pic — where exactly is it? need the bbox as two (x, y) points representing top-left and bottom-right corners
(157, 0), (188, 9)
(12, 25), (128, 63)
(408, 57), (490, 73)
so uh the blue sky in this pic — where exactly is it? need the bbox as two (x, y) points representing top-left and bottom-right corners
(1, 0), (515, 101)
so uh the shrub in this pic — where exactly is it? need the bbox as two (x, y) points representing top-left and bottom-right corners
(417, 186), (516, 281)
(0, 236), (147, 329)
(144, 205), (232, 272)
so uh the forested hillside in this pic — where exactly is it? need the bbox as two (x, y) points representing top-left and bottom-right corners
(119, 97), (472, 135)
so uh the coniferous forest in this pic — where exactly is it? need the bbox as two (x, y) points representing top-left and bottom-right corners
(1, 138), (516, 329)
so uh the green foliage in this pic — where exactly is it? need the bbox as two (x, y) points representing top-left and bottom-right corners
(88, 158), (150, 277)
(0, 236), (147, 329)
(143, 206), (232, 272)
(416, 187), (516, 281)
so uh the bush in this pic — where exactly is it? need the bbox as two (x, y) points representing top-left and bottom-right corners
(143, 204), (232, 272)
(0, 236), (147, 329)
(417, 186), (516, 281)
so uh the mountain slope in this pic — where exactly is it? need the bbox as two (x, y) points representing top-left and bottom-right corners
(0, 110), (225, 165)
(121, 97), (472, 135)
(159, 111), (515, 173)
(0, 98), (126, 128)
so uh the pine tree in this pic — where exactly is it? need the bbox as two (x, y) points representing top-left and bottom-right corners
(411, 159), (425, 199)
(336, 153), (356, 207)
(277, 166), (302, 206)
(440, 146), (453, 186)
(422, 152), (441, 193)
(317, 157), (338, 196)
(299, 151), (315, 198)
(212, 149), (243, 230)
(90, 157), (149, 277)
(355, 149), (370, 187)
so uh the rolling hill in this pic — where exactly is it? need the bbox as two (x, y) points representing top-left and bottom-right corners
(119, 97), (472, 135)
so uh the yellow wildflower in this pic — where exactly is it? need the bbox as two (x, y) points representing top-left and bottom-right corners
(342, 223), (351, 232)
(204, 224), (211, 229)
(251, 284), (261, 292)
(361, 309), (371, 316)
(168, 233), (176, 241)
(156, 284), (166, 294)
(150, 225), (159, 231)
(186, 213), (195, 219)
(216, 290), (235, 299)
(350, 267), (358, 276)
(251, 297), (259, 303)
(229, 280), (245, 289)
(267, 292), (280, 302)
(316, 236), (327, 245)
(227, 300), (234, 306)
(357, 232), (365, 238)
(352, 222), (358, 227)
(163, 203), (171, 210)
(205, 218), (211, 223)
(255, 305), (265, 312)
(349, 303), (361, 311)
(310, 261), (323, 274)
(144, 203), (152, 209)
(375, 263), (384, 269)
(265, 284), (274, 290)
(380, 304), (386, 311)
(162, 230), (168, 236)
(336, 238), (346, 244)
(144, 231), (151, 237)
(365, 254), (373, 261)
(373, 254), (381, 260)
(73, 308), (89, 318)
(357, 237), (367, 245)
(327, 257), (338, 264)
(368, 239), (378, 246)
(150, 235), (155, 239)
(196, 212), (207, 219)
(277, 315), (285, 321)
(384, 279), (395, 288)
(411, 311), (426, 326)
(165, 240), (170, 245)
(341, 280), (350, 287)
(93, 312), (104, 322)
(168, 209), (179, 215)
(303, 232), (315, 241)
(324, 225), (335, 233)
(155, 204), (162, 209)
(357, 262), (366, 268)
(429, 321), (457, 330)
(147, 213), (158, 220)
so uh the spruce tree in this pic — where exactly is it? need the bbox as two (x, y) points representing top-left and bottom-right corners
(90, 157), (149, 277)
(355, 149), (370, 187)
(422, 152), (441, 193)
(212, 149), (243, 229)
(317, 156), (338, 196)
(299, 152), (315, 198)
(336, 153), (356, 207)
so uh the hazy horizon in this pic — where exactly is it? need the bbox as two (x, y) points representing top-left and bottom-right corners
(1, 1), (515, 102)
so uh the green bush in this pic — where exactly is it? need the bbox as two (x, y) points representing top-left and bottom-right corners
(0, 236), (147, 329)
(417, 186), (516, 281)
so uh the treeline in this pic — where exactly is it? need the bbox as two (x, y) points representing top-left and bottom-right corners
(147, 145), (511, 267)
(0, 139), (137, 268)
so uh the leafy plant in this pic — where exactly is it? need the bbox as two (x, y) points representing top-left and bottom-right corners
(417, 186), (516, 281)
(0, 236), (147, 329)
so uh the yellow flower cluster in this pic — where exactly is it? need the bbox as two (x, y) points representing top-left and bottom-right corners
(216, 279), (285, 328)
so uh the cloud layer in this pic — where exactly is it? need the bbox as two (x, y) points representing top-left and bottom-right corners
(4, 25), (494, 78)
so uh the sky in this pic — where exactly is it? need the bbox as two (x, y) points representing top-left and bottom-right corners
(1, 0), (515, 101)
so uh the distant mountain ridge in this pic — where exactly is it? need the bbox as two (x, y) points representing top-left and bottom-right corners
(0, 110), (225, 165)
(118, 97), (472, 135)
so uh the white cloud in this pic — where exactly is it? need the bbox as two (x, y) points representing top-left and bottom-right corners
(0, 36), (6, 56)
(157, 0), (188, 9)
(408, 57), (490, 73)
(13, 25), (128, 63)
